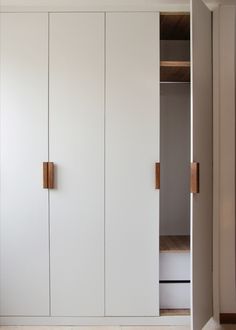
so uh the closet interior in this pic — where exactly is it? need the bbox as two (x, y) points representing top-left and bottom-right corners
(159, 13), (191, 315)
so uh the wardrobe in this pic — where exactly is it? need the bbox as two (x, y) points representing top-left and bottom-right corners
(0, 0), (212, 329)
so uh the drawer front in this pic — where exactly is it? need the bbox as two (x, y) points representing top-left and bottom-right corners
(160, 283), (190, 309)
(160, 252), (190, 280)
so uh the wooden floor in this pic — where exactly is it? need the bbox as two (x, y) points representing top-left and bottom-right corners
(160, 309), (190, 316)
(160, 235), (190, 252)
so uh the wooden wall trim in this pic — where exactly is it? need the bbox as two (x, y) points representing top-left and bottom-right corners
(220, 313), (236, 324)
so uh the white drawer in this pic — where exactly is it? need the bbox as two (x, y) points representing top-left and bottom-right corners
(160, 252), (190, 280)
(160, 283), (190, 309)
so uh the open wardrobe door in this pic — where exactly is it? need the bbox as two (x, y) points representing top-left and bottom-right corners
(191, 0), (213, 329)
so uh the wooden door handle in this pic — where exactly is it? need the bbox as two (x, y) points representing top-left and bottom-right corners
(48, 162), (54, 189)
(43, 162), (48, 188)
(43, 162), (54, 189)
(191, 162), (199, 193)
(155, 162), (160, 189)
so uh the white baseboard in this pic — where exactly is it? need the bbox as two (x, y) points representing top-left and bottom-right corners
(0, 316), (190, 326)
(202, 317), (223, 330)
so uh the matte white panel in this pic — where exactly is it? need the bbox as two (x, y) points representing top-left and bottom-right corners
(106, 12), (159, 316)
(160, 252), (190, 281)
(49, 13), (104, 316)
(160, 283), (190, 309)
(0, 0), (191, 13)
(0, 13), (49, 315)
(191, 0), (213, 329)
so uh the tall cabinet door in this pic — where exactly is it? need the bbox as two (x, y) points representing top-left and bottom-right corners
(106, 13), (160, 316)
(0, 14), (49, 316)
(191, 0), (213, 329)
(49, 13), (104, 316)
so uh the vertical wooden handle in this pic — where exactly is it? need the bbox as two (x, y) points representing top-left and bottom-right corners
(43, 162), (54, 189)
(43, 162), (49, 189)
(48, 162), (54, 189)
(191, 162), (199, 193)
(155, 162), (160, 189)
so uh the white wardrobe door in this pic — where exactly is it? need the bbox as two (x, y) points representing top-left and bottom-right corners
(191, 0), (213, 329)
(49, 13), (104, 316)
(106, 12), (160, 316)
(0, 13), (49, 316)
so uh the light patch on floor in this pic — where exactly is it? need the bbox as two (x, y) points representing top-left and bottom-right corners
(0, 326), (234, 329)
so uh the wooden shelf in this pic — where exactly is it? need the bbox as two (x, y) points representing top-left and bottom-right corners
(160, 309), (190, 316)
(160, 235), (190, 252)
(161, 61), (190, 67)
(160, 13), (190, 40)
(160, 61), (190, 82)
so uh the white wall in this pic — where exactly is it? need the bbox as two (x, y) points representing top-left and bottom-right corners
(160, 84), (190, 235)
(213, 4), (236, 317)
